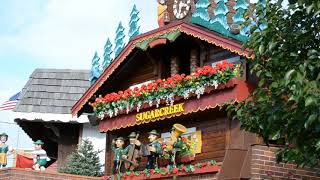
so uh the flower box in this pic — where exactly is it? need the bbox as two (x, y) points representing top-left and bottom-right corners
(93, 61), (240, 119)
(158, 158), (170, 167)
(103, 163), (221, 180)
(176, 155), (195, 164)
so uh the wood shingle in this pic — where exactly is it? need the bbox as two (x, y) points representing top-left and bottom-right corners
(14, 69), (90, 114)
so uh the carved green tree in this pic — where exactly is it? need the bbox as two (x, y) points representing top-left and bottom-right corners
(228, 0), (320, 167)
(191, 0), (211, 27)
(233, 0), (249, 36)
(128, 4), (140, 40)
(114, 22), (126, 58)
(210, 0), (229, 35)
(89, 51), (101, 85)
(102, 38), (113, 69)
(58, 139), (103, 177)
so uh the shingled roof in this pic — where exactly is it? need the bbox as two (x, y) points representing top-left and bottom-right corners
(15, 69), (90, 114)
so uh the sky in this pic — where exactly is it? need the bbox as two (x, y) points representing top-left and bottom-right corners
(0, 0), (158, 167)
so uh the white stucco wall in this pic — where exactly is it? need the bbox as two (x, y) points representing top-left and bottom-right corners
(81, 123), (106, 171)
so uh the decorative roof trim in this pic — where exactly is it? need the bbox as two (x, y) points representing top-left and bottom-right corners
(14, 112), (89, 123)
(71, 21), (253, 116)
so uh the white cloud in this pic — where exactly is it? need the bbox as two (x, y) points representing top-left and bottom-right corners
(0, 0), (158, 69)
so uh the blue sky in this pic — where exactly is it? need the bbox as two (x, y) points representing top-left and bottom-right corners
(0, 0), (157, 166)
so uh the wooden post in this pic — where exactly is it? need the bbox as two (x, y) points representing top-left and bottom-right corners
(170, 56), (179, 76)
(190, 49), (199, 72)
(105, 132), (114, 176)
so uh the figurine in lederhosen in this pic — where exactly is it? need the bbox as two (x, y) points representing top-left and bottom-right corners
(145, 130), (162, 169)
(33, 140), (50, 171)
(111, 137), (125, 174)
(0, 133), (13, 168)
(122, 132), (142, 171)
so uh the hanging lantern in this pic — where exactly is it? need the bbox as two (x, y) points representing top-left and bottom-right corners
(164, 11), (170, 24)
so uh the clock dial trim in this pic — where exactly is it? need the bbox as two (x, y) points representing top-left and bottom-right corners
(173, 0), (191, 19)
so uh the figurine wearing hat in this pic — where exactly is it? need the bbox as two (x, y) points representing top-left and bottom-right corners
(111, 137), (125, 174)
(0, 133), (13, 168)
(122, 132), (141, 171)
(32, 140), (50, 171)
(146, 130), (162, 169)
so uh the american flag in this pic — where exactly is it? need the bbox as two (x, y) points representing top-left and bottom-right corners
(0, 92), (21, 111)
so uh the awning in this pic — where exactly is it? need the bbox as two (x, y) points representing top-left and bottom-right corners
(99, 79), (253, 132)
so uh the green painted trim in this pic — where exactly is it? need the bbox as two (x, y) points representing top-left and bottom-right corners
(135, 30), (181, 51)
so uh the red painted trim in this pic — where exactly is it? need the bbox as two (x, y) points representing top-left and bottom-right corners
(71, 21), (252, 116)
(102, 164), (220, 180)
(149, 38), (167, 48)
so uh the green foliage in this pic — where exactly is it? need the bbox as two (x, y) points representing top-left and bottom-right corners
(185, 164), (195, 172)
(228, 0), (320, 167)
(58, 139), (103, 177)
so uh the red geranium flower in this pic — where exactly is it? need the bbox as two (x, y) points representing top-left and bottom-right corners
(185, 75), (192, 81)
(172, 168), (179, 174)
(133, 87), (139, 92)
(170, 82), (176, 88)
(141, 84), (147, 91)
(182, 137), (188, 143)
(118, 91), (123, 95)
(156, 79), (163, 84)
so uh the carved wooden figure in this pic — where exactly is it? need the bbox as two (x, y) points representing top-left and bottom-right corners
(32, 140), (50, 171)
(0, 133), (13, 168)
(123, 132), (142, 171)
(144, 130), (163, 169)
(111, 137), (125, 174)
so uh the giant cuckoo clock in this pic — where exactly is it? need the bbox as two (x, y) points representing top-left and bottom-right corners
(157, 0), (195, 25)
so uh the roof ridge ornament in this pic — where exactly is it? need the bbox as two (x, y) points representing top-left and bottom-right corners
(128, 4), (140, 40)
(90, 51), (101, 85)
(103, 38), (113, 69)
(114, 22), (126, 58)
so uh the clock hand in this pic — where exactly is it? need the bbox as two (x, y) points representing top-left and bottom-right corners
(178, 1), (183, 15)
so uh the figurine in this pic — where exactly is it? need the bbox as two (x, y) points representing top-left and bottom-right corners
(0, 133), (13, 168)
(32, 140), (50, 171)
(145, 130), (162, 169)
(168, 124), (187, 167)
(123, 132), (141, 171)
(111, 137), (125, 174)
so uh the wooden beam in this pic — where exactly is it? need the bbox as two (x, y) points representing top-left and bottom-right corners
(145, 51), (158, 76)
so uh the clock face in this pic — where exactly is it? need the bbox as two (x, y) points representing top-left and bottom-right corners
(173, 0), (191, 19)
